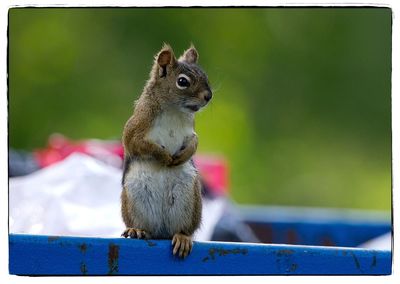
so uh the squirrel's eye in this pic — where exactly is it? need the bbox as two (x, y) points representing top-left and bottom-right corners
(176, 74), (191, 89)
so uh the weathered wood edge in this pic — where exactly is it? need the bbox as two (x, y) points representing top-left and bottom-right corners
(9, 234), (392, 275)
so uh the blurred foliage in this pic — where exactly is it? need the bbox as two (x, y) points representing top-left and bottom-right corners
(9, 8), (391, 210)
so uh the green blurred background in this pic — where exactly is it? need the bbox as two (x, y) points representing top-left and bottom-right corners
(8, 8), (392, 210)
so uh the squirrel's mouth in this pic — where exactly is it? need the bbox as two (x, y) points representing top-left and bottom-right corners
(185, 105), (200, 112)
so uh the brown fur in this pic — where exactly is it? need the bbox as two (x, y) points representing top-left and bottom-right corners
(170, 133), (198, 166)
(120, 44), (212, 258)
(122, 97), (172, 166)
(122, 44), (210, 166)
(184, 175), (202, 235)
(120, 186), (134, 227)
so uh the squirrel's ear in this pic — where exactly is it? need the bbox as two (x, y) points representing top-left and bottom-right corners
(155, 44), (176, 77)
(179, 45), (198, 64)
(156, 44), (176, 67)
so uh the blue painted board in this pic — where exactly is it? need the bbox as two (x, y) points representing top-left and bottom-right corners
(9, 234), (391, 275)
(239, 205), (391, 246)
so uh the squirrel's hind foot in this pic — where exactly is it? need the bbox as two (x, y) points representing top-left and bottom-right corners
(172, 233), (193, 258)
(121, 228), (150, 239)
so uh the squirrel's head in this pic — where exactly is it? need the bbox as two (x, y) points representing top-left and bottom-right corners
(149, 44), (212, 113)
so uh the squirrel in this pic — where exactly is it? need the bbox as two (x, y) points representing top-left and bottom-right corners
(120, 44), (212, 258)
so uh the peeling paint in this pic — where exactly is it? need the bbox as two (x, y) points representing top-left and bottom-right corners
(276, 249), (294, 256)
(78, 243), (87, 253)
(275, 249), (297, 274)
(288, 263), (298, 272)
(350, 251), (361, 271)
(371, 255), (377, 268)
(80, 262), (88, 275)
(202, 256), (210, 262)
(145, 240), (157, 247)
(108, 243), (120, 275)
(48, 236), (60, 242)
(203, 247), (248, 262)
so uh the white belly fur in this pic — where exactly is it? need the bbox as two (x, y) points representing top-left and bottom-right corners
(125, 109), (197, 238)
(124, 160), (198, 238)
(146, 108), (194, 155)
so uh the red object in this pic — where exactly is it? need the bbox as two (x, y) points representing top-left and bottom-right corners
(34, 134), (229, 196)
(33, 134), (123, 168)
(194, 155), (229, 196)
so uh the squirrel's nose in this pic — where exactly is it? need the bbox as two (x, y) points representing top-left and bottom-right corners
(203, 91), (212, 102)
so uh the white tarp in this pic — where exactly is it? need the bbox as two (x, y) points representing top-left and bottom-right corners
(358, 232), (391, 250)
(9, 153), (224, 241)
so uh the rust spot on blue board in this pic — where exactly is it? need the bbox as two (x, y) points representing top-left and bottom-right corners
(288, 263), (298, 272)
(108, 243), (120, 275)
(371, 255), (377, 267)
(80, 262), (88, 275)
(276, 249), (294, 256)
(145, 240), (157, 247)
(78, 243), (87, 253)
(48, 236), (60, 242)
(350, 251), (361, 271)
(202, 247), (248, 262)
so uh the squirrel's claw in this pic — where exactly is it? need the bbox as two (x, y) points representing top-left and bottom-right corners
(172, 233), (193, 258)
(169, 151), (186, 167)
(121, 228), (149, 239)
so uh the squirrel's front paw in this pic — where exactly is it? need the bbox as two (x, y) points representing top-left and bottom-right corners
(169, 146), (189, 167)
(169, 153), (184, 167)
(157, 151), (173, 166)
(121, 228), (150, 239)
(172, 233), (193, 258)
(164, 154), (174, 166)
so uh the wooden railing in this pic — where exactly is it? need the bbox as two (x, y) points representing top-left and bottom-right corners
(9, 234), (391, 275)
